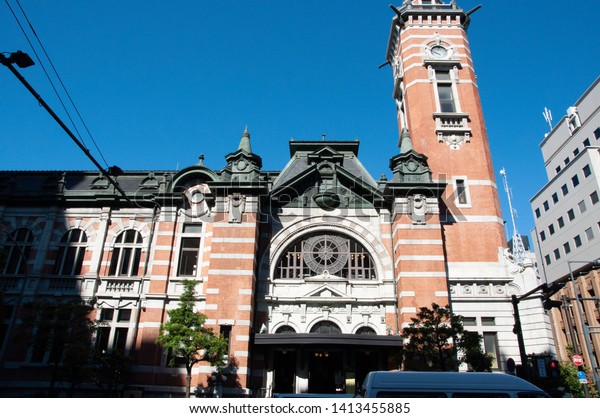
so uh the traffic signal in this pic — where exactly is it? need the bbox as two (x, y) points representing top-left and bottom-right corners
(541, 282), (564, 310)
(547, 359), (560, 378)
(543, 298), (562, 310)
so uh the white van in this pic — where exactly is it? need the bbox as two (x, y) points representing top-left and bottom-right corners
(360, 371), (549, 398)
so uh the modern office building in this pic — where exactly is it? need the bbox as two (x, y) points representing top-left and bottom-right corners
(0, 1), (555, 397)
(530, 76), (600, 386)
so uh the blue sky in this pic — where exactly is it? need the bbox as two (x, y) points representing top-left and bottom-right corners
(1, 0), (599, 243)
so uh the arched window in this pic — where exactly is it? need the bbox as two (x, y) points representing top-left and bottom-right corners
(1, 228), (33, 275)
(108, 230), (143, 277)
(53, 229), (87, 276)
(275, 233), (376, 280)
(275, 325), (296, 334)
(310, 321), (341, 334)
(355, 326), (376, 335)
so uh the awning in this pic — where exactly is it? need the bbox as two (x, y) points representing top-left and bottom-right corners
(254, 333), (403, 347)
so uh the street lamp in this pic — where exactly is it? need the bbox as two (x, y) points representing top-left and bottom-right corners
(567, 259), (600, 392)
(0, 50), (131, 204)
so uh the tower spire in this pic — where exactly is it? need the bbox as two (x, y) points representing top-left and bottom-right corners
(399, 128), (414, 154)
(238, 126), (252, 154)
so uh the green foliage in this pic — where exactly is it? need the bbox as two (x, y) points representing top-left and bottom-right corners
(156, 279), (228, 397)
(19, 298), (96, 396)
(559, 362), (586, 398)
(92, 349), (133, 397)
(401, 303), (493, 372)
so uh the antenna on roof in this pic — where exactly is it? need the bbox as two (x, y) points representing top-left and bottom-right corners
(543, 107), (553, 131)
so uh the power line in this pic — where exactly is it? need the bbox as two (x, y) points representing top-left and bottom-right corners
(5, 0), (110, 168)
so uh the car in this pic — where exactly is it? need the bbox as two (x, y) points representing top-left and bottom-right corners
(359, 371), (549, 398)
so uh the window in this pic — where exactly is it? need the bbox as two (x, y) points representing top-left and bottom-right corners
(544, 255), (551, 265)
(585, 227), (594, 241)
(557, 216), (565, 228)
(435, 70), (456, 113)
(574, 235), (582, 247)
(220, 325), (232, 356)
(95, 308), (133, 354)
(540, 231), (546, 241)
(564, 157), (570, 166)
(310, 321), (341, 334)
(567, 209), (576, 221)
(108, 230), (143, 277)
(578, 200), (587, 214)
(356, 326), (377, 335)
(548, 224), (555, 235)
(594, 127), (600, 140)
(275, 233), (376, 280)
(561, 184), (569, 196)
(53, 229), (87, 276)
(481, 317), (495, 326)
(591, 191), (599, 205)
(455, 179), (468, 205)
(483, 332), (500, 369)
(462, 317), (477, 326)
(573, 148), (580, 157)
(543, 200), (550, 211)
(583, 138), (590, 147)
(553, 248), (561, 260)
(275, 325), (296, 334)
(583, 164), (592, 178)
(563, 242), (571, 254)
(177, 224), (203, 277)
(572, 174), (580, 187)
(535, 208), (541, 219)
(551, 193), (559, 204)
(555, 166), (561, 174)
(1, 228), (33, 275)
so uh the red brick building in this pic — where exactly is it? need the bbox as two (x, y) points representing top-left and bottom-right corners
(0, 1), (554, 397)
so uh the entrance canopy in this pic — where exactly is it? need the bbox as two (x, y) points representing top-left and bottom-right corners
(254, 333), (403, 347)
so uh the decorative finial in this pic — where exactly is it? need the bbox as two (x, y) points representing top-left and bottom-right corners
(400, 128), (414, 154)
(238, 126), (252, 154)
(197, 154), (205, 166)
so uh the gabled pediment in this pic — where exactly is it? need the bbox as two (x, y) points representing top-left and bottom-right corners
(301, 283), (353, 301)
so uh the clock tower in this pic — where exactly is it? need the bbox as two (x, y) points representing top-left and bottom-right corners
(387, 1), (507, 322)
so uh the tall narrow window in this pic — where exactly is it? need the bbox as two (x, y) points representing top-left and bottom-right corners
(483, 332), (500, 369)
(109, 230), (143, 277)
(220, 325), (232, 357)
(95, 308), (133, 354)
(177, 224), (202, 277)
(1, 228), (33, 275)
(436, 70), (456, 113)
(54, 229), (87, 276)
(455, 179), (469, 205)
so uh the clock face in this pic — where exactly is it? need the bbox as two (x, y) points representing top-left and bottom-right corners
(430, 45), (447, 58)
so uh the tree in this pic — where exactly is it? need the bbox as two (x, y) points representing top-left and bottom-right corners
(156, 279), (228, 398)
(20, 299), (96, 396)
(401, 303), (492, 372)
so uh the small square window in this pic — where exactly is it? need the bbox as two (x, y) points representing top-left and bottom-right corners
(591, 191), (599, 205)
(567, 209), (575, 221)
(553, 248), (560, 260)
(557, 216), (565, 228)
(543, 200), (550, 211)
(535, 208), (541, 218)
(481, 317), (496, 326)
(574, 235), (582, 247)
(561, 184), (569, 196)
(555, 166), (562, 174)
(578, 200), (587, 214)
(572, 174), (580, 187)
(583, 138), (590, 147)
(563, 242), (571, 254)
(548, 224), (555, 235)
(573, 148), (580, 156)
(594, 127), (600, 140)
(564, 157), (570, 165)
(462, 317), (477, 326)
(540, 230), (546, 241)
(583, 164), (592, 177)
(585, 227), (594, 241)
(551, 193), (559, 204)
(544, 255), (552, 265)
(117, 309), (132, 322)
